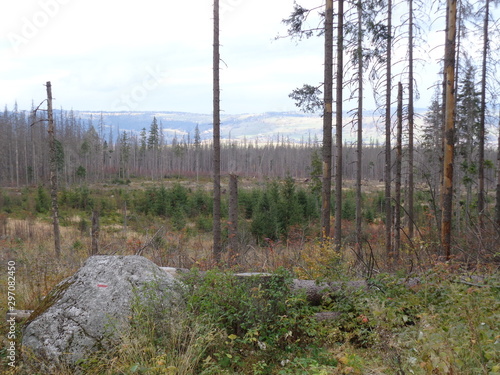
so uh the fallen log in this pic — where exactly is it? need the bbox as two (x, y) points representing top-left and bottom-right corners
(172, 270), (373, 305)
(7, 269), (418, 323)
(291, 279), (369, 305)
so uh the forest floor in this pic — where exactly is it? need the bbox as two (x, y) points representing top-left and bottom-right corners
(0, 177), (499, 374)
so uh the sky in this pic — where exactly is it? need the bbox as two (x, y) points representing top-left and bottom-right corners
(1, 0), (444, 115)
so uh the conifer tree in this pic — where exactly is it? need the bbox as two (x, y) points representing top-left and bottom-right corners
(456, 60), (481, 223)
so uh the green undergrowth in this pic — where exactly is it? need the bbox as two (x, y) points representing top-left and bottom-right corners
(7, 266), (497, 375)
(317, 268), (500, 374)
(181, 268), (327, 374)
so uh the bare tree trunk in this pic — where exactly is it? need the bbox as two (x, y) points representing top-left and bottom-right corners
(46, 82), (61, 258)
(355, 0), (363, 261)
(15, 136), (19, 187)
(385, 0), (393, 260)
(407, 0), (415, 239)
(228, 174), (238, 265)
(441, 0), (457, 260)
(31, 123), (37, 185)
(478, 0), (490, 229)
(321, 0), (334, 239)
(496, 111), (500, 228)
(91, 210), (100, 255)
(213, 0), (222, 263)
(334, 0), (344, 251)
(437, 2), (450, 233)
(395, 82), (403, 259)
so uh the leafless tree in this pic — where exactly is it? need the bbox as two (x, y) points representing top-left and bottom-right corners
(228, 174), (238, 265)
(478, 0), (493, 229)
(395, 82), (403, 258)
(385, 0), (393, 259)
(441, 0), (457, 260)
(496, 111), (500, 228)
(213, 0), (222, 263)
(334, 0), (344, 251)
(321, 0), (334, 239)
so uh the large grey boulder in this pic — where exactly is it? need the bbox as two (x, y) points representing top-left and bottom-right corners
(22, 255), (179, 367)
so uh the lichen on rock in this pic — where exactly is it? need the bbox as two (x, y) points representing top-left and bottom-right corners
(22, 255), (180, 369)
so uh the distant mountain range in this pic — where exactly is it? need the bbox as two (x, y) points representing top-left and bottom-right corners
(71, 109), (429, 144)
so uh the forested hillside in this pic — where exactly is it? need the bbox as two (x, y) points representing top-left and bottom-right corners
(1, 107), (498, 186)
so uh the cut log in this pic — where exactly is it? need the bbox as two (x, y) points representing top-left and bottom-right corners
(314, 311), (341, 321)
(291, 279), (369, 305)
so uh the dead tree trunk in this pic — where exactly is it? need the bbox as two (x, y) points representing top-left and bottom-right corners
(441, 0), (457, 260)
(46, 82), (61, 259)
(395, 82), (403, 259)
(355, 0), (364, 261)
(407, 0), (415, 239)
(385, 0), (393, 260)
(213, 0), (222, 263)
(321, 0), (334, 239)
(228, 174), (238, 265)
(334, 0), (344, 251)
(496, 111), (500, 228)
(478, 0), (490, 229)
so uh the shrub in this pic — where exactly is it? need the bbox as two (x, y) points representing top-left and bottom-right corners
(0, 189), (14, 213)
(251, 190), (279, 242)
(35, 185), (50, 214)
(196, 215), (213, 232)
(296, 188), (319, 221)
(183, 268), (320, 373)
(188, 189), (212, 217)
(60, 186), (94, 211)
(167, 183), (189, 216)
(277, 176), (302, 237)
(342, 192), (356, 221)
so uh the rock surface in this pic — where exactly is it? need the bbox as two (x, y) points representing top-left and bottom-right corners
(22, 255), (179, 367)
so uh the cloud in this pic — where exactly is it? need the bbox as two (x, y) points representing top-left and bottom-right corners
(1, 0), (465, 114)
(1, 0), (321, 113)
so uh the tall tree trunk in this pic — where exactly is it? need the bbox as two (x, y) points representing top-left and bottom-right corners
(228, 174), (238, 265)
(8, 116), (14, 186)
(24, 122), (29, 185)
(334, 0), (344, 251)
(31, 123), (37, 185)
(441, 0), (457, 260)
(407, 0), (415, 239)
(496, 111), (500, 228)
(355, 0), (363, 261)
(385, 0), (393, 259)
(438, 0), (453, 233)
(213, 0), (222, 263)
(395, 82), (403, 259)
(15, 131), (19, 187)
(321, 0), (334, 239)
(478, 0), (490, 229)
(46, 82), (61, 258)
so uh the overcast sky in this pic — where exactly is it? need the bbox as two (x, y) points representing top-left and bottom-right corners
(1, 0), (443, 114)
